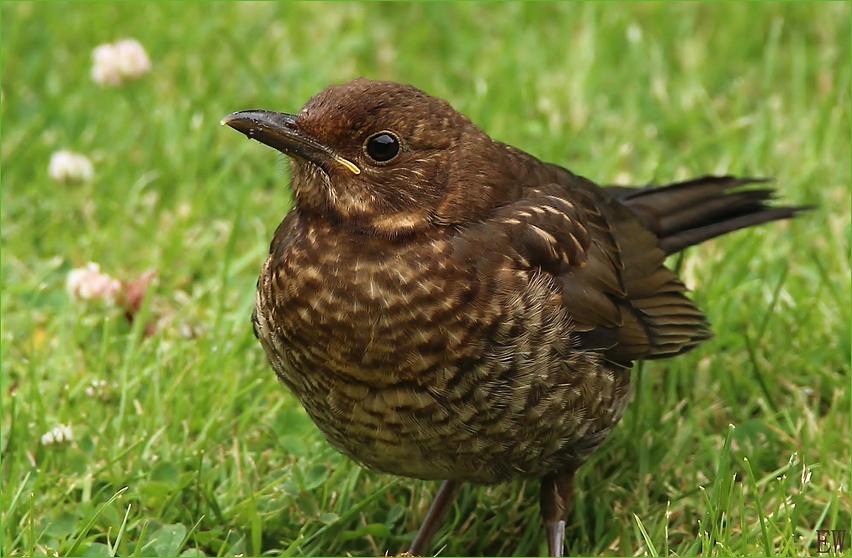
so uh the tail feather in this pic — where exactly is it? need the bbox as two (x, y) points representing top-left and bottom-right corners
(606, 176), (812, 255)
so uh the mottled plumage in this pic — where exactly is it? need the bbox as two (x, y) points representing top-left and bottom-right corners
(223, 78), (808, 556)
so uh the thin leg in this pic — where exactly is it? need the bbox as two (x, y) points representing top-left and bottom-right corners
(540, 470), (575, 557)
(407, 480), (462, 556)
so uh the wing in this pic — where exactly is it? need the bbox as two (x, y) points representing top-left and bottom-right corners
(458, 179), (711, 365)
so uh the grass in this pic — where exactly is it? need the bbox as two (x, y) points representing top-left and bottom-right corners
(1, 2), (849, 556)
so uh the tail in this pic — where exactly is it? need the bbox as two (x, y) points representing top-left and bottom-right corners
(605, 176), (812, 254)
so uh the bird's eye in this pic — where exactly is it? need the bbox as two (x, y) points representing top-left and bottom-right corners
(364, 132), (400, 163)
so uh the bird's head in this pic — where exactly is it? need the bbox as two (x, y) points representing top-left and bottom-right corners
(223, 78), (515, 236)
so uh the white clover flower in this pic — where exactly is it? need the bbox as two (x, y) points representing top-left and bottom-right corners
(91, 38), (151, 86)
(91, 43), (123, 86)
(41, 423), (74, 446)
(48, 150), (94, 184)
(113, 39), (152, 79)
(66, 263), (122, 303)
(85, 379), (108, 398)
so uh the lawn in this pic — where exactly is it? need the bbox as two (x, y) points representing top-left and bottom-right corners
(1, 2), (849, 556)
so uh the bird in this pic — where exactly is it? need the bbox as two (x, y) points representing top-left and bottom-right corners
(222, 78), (808, 557)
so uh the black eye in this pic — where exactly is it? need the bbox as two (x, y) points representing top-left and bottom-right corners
(365, 132), (400, 162)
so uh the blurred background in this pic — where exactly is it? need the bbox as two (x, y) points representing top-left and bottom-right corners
(2, 3), (849, 556)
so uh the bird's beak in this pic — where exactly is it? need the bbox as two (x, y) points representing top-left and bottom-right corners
(221, 109), (360, 175)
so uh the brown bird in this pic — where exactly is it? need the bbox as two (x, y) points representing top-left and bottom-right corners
(222, 78), (807, 557)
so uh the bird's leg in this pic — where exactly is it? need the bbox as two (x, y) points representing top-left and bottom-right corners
(540, 470), (575, 557)
(407, 480), (462, 556)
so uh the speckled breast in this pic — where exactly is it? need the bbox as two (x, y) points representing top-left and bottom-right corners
(253, 217), (630, 483)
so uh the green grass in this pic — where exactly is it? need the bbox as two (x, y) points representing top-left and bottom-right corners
(2, 2), (849, 556)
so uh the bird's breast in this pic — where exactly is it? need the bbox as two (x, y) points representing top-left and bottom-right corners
(271, 231), (474, 374)
(252, 218), (625, 482)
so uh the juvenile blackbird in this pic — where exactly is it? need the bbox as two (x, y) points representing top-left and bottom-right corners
(223, 78), (807, 557)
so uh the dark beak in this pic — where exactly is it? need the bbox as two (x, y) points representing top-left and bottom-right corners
(221, 109), (360, 175)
